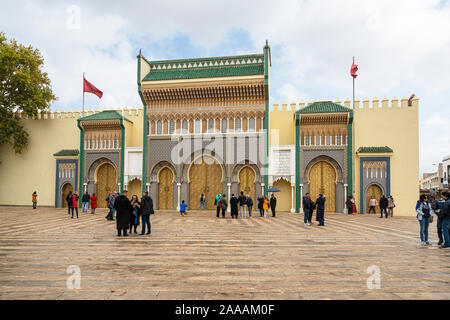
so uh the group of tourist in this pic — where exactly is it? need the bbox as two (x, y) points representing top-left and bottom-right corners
(416, 191), (450, 249)
(64, 191), (97, 218)
(345, 194), (395, 217)
(302, 193), (326, 226)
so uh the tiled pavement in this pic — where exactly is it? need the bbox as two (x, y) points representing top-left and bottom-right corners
(0, 207), (449, 300)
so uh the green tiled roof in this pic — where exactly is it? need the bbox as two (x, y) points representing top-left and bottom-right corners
(78, 110), (131, 123)
(357, 146), (393, 153)
(143, 54), (265, 81)
(296, 101), (353, 114)
(53, 149), (79, 157)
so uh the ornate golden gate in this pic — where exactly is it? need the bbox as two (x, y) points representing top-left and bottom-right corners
(62, 183), (73, 208)
(366, 184), (382, 214)
(239, 166), (256, 200)
(308, 161), (336, 212)
(189, 157), (222, 210)
(158, 167), (174, 210)
(96, 163), (117, 208)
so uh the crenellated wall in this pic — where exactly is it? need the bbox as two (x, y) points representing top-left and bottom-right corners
(0, 107), (143, 207)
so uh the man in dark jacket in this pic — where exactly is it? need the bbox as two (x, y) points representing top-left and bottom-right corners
(434, 196), (446, 245)
(439, 191), (450, 249)
(303, 193), (312, 225)
(315, 194), (326, 226)
(246, 195), (254, 218)
(238, 192), (247, 218)
(140, 191), (153, 236)
(379, 195), (389, 218)
(270, 194), (277, 217)
(114, 190), (132, 237)
(230, 194), (239, 219)
(65, 191), (73, 215)
(81, 192), (90, 213)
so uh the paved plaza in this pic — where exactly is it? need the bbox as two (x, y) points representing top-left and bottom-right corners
(0, 206), (449, 300)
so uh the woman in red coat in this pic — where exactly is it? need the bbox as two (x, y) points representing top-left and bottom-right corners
(90, 193), (97, 214)
(71, 192), (79, 219)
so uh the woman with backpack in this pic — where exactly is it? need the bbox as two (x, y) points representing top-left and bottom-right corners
(416, 194), (434, 246)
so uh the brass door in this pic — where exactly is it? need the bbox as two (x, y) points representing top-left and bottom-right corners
(189, 157), (222, 210)
(366, 184), (382, 214)
(239, 166), (255, 200)
(96, 163), (117, 208)
(308, 161), (336, 212)
(128, 179), (142, 200)
(62, 183), (73, 208)
(158, 167), (174, 210)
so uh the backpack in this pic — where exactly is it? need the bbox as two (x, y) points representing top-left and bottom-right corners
(310, 202), (316, 211)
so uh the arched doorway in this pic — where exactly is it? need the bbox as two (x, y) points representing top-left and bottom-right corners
(96, 163), (117, 208)
(158, 167), (174, 210)
(189, 156), (222, 210)
(366, 184), (382, 214)
(308, 160), (336, 212)
(239, 166), (255, 200)
(62, 183), (73, 208)
(128, 178), (142, 200)
(272, 179), (291, 212)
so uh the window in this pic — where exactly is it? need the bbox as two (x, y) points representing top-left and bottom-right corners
(235, 118), (242, 132)
(169, 120), (175, 134)
(156, 120), (162, 135)
(315, 135), (321, 146)
(114, 139), (118, 149)
(97, 140), (101, 149)
(325, 135), (331, 146)
(105, 140), (110, 149)
(182, 120), (188, 133)
(304, 135), (310, 146)
(249, 118), (256, 132)
(336, 135), (342, 146)
(194, 119), (201, 134)
(221, 119), (227, 133)
(207, 119), (214, 133)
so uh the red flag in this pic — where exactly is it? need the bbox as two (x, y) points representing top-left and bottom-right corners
(83, 77), (103, 98)
(350, 63), (358, 78)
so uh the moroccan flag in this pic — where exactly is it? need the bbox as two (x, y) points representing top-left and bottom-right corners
(83, 77), (103, 98)
(350, 63), (358, 78)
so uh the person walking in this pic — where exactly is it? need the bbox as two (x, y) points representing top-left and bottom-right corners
(379, 195), (388, 218)
(350, 197), (357, 215)
(368, 196), (377, 214)
(416, 194), (433, 246)
(438, 191), (450, 249)
(263, 196), (270, 218)
(303, 193), (312, 225)
(140, 191), (153, 236)
(66, 191), (73, 215)
(230, 194), (239, 219)
(130, 195), (140, 234)
(215, 193), (222, 218)
(81, 192), (90, 213)
(180, 200), (188, 217)
(200, 194), (206, 210)
(238, 192), (247, 218)
(220, 194), (228, 218)
(434, 195), (446, 246)
(246, 194), (253, 218)
(114, 190), (132, 237)
(90, 193), (97, 214)
(315, 194), (326, 226)
(71, 192), (79, 219)
(257, 195), (264, 217)
(346, 196), (352, 215)
(32, 191), (38, 209)
(387, 196), (395, 217)
(106, 192), (117, 221)
(270, 194), (277, 217)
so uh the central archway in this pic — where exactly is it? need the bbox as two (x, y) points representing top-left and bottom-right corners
(96, 163), (117, 208)
(308, 160), (336, 212)
(158, 167), (174, 210)
(366, 184), (382, 214)
(189, 156), (223, 210)
(238, 166), (256, 200)
(62, 183), (73, 208)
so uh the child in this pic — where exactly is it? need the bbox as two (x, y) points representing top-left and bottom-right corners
(180, 200), (188, 216)
(32, 191), (37, 209)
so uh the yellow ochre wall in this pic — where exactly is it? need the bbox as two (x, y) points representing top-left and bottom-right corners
(0, 108), (143, 207)
(269, 102), (296, 146)
(354, 97), (419, 217)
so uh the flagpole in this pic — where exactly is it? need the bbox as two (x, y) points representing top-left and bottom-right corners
(82, 72), (85, 117)
(352, 57), (355, 109)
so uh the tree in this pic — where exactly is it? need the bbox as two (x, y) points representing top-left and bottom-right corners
(0, 32), (56, 153)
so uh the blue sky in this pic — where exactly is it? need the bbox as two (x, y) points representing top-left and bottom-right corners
(0, 0), (449, 175)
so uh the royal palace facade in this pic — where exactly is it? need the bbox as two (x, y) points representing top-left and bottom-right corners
(0, 42), (419, 216)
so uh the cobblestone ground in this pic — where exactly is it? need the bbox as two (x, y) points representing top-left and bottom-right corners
(0, 206), (449, 300)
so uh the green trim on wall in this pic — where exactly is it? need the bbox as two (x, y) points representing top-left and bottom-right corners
(263, 41), (270, 194)
(120, 118), (125, 193)
(137, 52), (148, 192)
(295, 114), (301, 213)
(77, 120), (84, 208)
(347, 113), (354, 196)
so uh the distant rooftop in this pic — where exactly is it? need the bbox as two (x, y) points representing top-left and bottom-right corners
(53, 149), (79, 157)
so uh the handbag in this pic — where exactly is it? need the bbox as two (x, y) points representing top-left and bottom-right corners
(430, 215), (433, 223)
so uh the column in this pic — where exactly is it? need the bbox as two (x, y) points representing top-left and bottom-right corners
(227, 183), (231, 213)
(299, 184), (303, 213)
(83, 183), (87, 194)
(124, 183), (128, 191)
(260, 183), (265, 196)
(177, 183), (181, 211)
(146, 183), (150, 193)
(344, 184), (348, 214)
(290, 183), (295, 213)
(117, 182), (121, 193)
